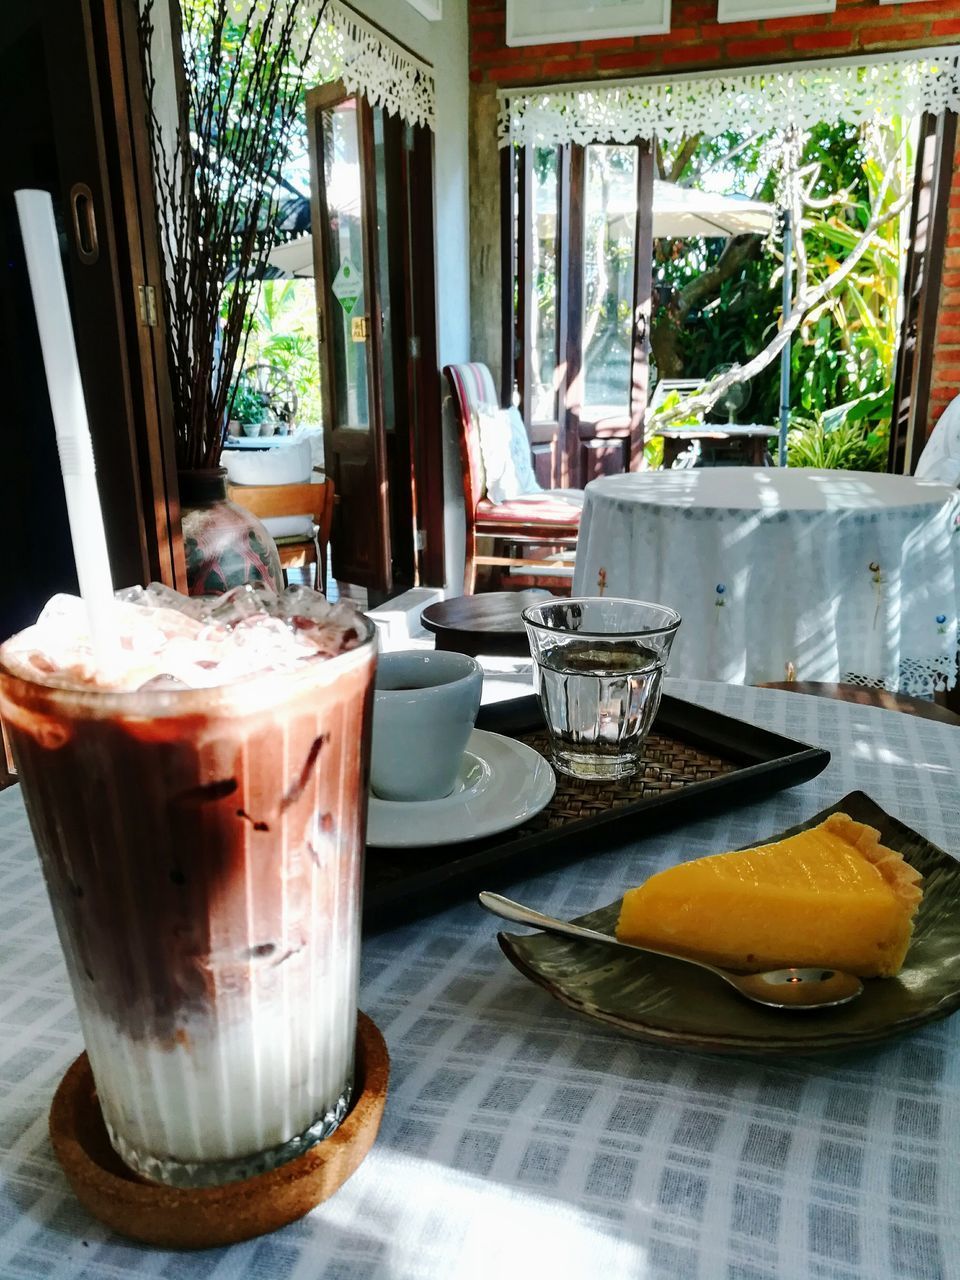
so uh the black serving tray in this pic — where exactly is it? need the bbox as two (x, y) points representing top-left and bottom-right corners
(362, 693), (830, 932)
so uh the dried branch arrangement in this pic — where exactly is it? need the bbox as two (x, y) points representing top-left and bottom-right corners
(137, 0), (329, 470)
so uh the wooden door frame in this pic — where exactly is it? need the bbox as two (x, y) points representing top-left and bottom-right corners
(101, 0), (186, 589)
(562, 143), (586, 486)
(2, 0), (184, 592)
(511, 143), (573, 489)
(555, 143), (573, 487)
(307, 81), (392, 592)
(889, 110), (957, 475)
(308, 81), (345, 462)
(49, 0), (147, 590)
(380, 108), (416, 591)
(400, 121), (445, 587)
(508, 138), (652, 486)
(628, 141), (654, 470)
(517, 144), (556, 486)
(358, 94), (392, 595)
(499, 143), (515, 409)
(516, 147), (534, 424)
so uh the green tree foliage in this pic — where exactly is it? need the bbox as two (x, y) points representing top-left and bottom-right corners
(223, 280), (323, 424)
(652, 119), (908, 450)
(778, 388), (893, 470)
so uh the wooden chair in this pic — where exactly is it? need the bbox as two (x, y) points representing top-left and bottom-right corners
(443, 362), (582, 594)
(227, 478), (335, 592)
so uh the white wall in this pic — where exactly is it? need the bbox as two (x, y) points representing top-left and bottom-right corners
(348, 0), (470, 590)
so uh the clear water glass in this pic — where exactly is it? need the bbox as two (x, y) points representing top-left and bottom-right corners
(522, 598), (681, 781)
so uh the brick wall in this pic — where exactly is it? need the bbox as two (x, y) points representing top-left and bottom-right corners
(469, 0), (960, 446)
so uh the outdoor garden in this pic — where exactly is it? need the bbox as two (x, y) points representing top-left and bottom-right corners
(186, 0), (917, 482)
(645, 115), (914, 469)
(225, 280), (323, 434)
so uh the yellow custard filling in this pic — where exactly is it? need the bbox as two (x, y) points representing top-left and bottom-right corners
(616, 814), (923, 978)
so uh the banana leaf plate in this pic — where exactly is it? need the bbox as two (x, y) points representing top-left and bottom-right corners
(496, 791), (960, 1056)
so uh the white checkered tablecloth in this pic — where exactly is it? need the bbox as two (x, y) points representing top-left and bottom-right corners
(1, 681), (959, 1280)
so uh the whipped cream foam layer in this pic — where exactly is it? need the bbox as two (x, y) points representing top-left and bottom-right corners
(0, 583), (368, 692)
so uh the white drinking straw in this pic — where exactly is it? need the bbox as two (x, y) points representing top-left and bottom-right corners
(15, 189), (115, 669)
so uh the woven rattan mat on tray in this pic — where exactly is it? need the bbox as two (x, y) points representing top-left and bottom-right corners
(514, 728), (737, 832)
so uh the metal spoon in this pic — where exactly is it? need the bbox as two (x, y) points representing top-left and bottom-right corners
(478, 891), (864, 1010)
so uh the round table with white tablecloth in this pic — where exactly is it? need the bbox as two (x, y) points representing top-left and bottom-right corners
(572, 467), (960, 695)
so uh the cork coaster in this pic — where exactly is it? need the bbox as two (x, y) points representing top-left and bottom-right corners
(49, 1011), (389, 1250)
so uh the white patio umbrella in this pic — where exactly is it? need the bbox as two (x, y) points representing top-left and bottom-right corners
(652, 180), (774, 239)
(264, 235), (316, 277)
(266, 180), (776, 278)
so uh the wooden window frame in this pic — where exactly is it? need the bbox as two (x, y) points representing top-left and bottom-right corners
(889, 110), (957, 475)
(505, 137), (653, 487)
(308, 84), (444, 594)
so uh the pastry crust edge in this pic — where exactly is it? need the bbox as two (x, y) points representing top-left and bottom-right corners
(821, 812), (923, 912)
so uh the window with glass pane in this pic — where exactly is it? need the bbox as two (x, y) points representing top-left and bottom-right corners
(323, 98), (369, 429)
(372, 107), (395, 434)
(509, 145), (519, 395)
(582, 145), (637, 412)
(530, 147), (560, 422)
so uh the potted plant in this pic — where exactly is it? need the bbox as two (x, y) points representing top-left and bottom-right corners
(231, 385), (268, 438)
(137, 0), (329, 594)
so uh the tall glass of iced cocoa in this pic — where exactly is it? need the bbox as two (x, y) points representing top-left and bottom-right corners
(0, 585), (376, 1187)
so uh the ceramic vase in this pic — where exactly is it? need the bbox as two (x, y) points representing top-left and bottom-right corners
(179, 467), (283, 597)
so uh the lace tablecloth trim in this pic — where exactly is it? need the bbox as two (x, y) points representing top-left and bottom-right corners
(842, 656), (958, 699)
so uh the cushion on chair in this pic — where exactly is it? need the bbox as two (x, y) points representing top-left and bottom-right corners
(273, 535), (316, 551)
(445, 362), (500, 500)
(476, 494), (582, 529)
(477, 404), (542, 504)
(262, 517), (316, 539)
(504, 489), (585, 506)
(447, 363), (499, 416)
(915, 395), (960, 485)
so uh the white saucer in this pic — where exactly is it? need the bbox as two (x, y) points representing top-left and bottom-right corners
(366, 729), (555, 849)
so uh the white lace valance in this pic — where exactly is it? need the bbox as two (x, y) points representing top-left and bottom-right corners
(228, 0), (436, 129)
(499, 46), (960, 146)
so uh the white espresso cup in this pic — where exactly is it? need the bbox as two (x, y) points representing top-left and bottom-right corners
(371, 650), (483, 801)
